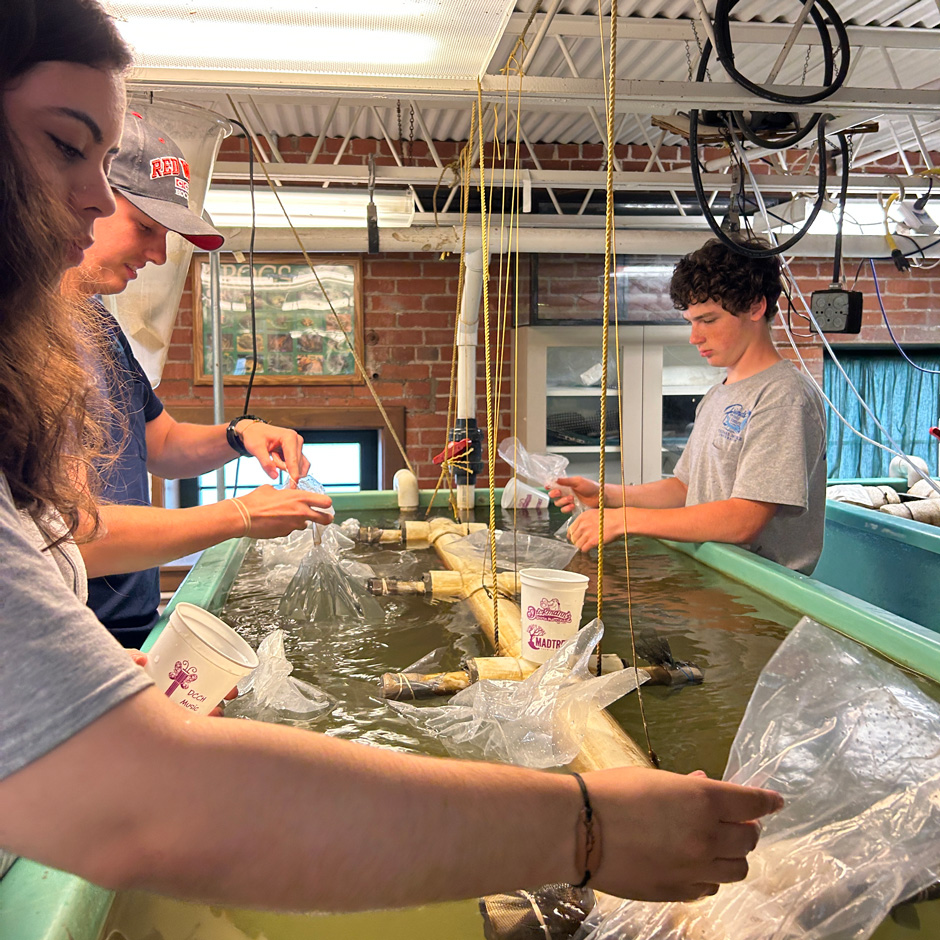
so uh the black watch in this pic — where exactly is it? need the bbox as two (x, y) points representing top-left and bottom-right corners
(226, 414), (266, 457)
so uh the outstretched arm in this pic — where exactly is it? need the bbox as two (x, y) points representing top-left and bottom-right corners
(0, 687), (782, 910)
(568, 497), (777, 552)
(78, 485), (333, 578)
(145, 412), (309, 482)
(551, 476), (688, 513)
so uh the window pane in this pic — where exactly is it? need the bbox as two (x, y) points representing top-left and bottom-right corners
(196, 441), (363, 503)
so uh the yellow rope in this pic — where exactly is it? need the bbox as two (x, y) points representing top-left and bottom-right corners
(595, 0), (656, 765)
(595, 0), (617, 644)
(476, 78), (500, 654)
(251, 157), (415, 477)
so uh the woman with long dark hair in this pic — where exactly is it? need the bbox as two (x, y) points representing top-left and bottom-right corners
(0, 0), (781, 910)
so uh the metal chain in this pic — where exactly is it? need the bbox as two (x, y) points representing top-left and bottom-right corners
(801, 44), (811, 85)
(408, 102), (415, 165)
(684, 39), (694, 82)
(689, 19), (711, 81)
(396, 99), (405, 163)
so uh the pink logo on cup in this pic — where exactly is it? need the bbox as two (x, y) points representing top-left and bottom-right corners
(165, 659), (199, 697)
(527, 624), (564, 652)
(526, 596), (572, 624)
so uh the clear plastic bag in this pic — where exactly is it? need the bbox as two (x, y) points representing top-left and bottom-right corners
(499, 437), (569, 489)
(228, 629), (334, 725)
(498, 438), (587, 536)
(278, 525), (384, 625)
(446, 527), (578, 572)
(388, 619), (646, 768)
(581, 617), (940, 940)
(258, 526), (313, 570)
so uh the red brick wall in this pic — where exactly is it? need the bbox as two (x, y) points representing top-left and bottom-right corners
(163, 252), (518, 487)
(157, 136), (939, 487)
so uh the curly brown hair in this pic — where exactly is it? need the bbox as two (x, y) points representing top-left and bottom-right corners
(1, 0), (131, 537)
(669, 238), (782, 321)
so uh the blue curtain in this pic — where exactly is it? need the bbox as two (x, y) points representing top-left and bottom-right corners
(824, 352), (940, 479)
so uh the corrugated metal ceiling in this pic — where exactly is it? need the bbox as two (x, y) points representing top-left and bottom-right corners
(123, 1), (940, 159)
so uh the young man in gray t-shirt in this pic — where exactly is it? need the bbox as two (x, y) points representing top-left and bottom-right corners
(553, 238), (827, 574)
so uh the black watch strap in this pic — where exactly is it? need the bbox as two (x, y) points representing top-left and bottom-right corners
(226, 414), (266, 457)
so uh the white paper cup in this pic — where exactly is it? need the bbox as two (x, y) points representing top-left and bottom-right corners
(501, 479), (550, 511)
(519, 568), (590, 663)
(145, 603), (259, 715)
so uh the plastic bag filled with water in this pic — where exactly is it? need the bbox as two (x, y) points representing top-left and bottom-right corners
(389, 619), (646, 768)
(580, 617), (940, 940)
(277, 524), (383, 625)
(228, 629), (334, 726)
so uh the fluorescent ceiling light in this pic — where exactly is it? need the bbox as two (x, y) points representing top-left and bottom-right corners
(205, 187), (415, 229)
(114, 19), (435, 66)
(113, 0), (437, 14)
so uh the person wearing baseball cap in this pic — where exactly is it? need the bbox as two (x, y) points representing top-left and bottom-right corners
(63, 111), (331, 648)
(107, 109), (224, 251)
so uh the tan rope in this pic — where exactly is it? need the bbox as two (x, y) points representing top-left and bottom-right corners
(251, 156), (415, 477)
(476, 78), (500, 655)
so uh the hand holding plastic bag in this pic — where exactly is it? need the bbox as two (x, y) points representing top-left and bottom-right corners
(581, 617), (940, 940)
(498, 437), (587, 540)
(389, 619), (647, 768)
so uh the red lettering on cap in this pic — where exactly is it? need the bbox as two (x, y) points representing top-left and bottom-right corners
(150, 156), (188, 180)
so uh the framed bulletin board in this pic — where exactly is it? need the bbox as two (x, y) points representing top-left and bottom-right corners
(193, 254), (364, 385)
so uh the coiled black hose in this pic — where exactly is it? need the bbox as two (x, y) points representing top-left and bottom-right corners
(687, 1), (851, 257)
(713, 0), (850, 106)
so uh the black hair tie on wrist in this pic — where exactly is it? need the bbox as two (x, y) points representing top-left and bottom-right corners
(226, 414), (266, 457)
(571, 771), (601, 889)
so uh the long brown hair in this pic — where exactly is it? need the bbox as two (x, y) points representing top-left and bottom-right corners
(0, 0), (131, 535)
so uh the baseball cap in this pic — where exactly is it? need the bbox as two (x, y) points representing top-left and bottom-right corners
(108, 111), (224, 251)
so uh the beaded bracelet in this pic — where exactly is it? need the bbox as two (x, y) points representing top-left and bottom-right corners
(571, 771), (602, 888)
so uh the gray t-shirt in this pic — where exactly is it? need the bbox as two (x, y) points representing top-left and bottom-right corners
(0, 475), (152, 783)
(673, 360), (827, 574)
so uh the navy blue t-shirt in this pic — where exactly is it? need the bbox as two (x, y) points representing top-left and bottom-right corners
(87, 301), (165, 646)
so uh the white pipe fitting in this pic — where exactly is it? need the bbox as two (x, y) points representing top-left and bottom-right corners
(393, 469), (420, 510)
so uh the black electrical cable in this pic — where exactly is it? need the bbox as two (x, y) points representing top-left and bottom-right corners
(832, 133), (850, 285)
(225, 118), (258, 496)
(689, 104), (829, 257)
(227, 118), (258, 414)
(712, 0), (850, 106)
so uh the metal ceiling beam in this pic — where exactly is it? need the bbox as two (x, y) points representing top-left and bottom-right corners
(129, 74), (940, 115)
(504, 13), (940, 52)
(212, 160), (937, 194)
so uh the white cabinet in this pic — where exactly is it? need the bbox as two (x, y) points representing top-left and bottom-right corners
(515, 325), (725, 484)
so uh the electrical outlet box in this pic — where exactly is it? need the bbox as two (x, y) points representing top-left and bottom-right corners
(810, 289), (863, 334)
(894, 202), (938, 236)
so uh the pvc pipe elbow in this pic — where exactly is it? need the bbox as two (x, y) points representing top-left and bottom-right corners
(393, 469), (420, 510)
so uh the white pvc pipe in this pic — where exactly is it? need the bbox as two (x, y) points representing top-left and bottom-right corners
(392, 468), (420, 510)
(215, 226), (939, 259)
(457, 248), (484, 421)
(455, 248), (485, 512)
